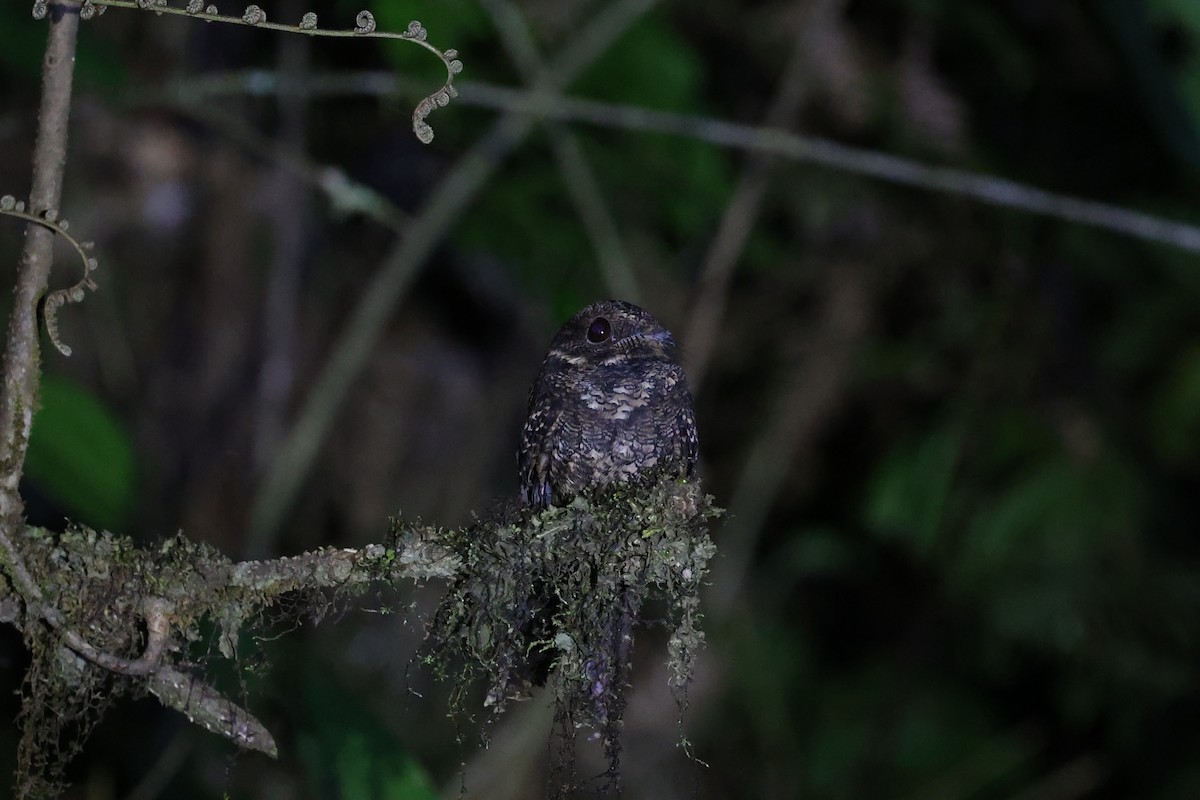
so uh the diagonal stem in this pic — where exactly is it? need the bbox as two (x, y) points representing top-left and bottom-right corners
(0, 2), (78, 531)
(480, 0), (640, 302)
(684, 0), (845, 391)
(0, 0), (78, 622)
(154, 71), (1200, 258)
(708, 260), (869, 615)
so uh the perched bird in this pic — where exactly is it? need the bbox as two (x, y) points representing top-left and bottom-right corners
(511, 300), (699, 699)
(519, 300), (698, 507)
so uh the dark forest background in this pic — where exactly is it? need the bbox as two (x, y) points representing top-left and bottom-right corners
(2, 0), (1200, 797)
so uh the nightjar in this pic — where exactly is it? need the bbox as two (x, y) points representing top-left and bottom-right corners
(519, 300), (698, 507)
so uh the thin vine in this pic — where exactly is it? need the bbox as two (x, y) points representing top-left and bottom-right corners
(35, 0), (464, 144)
(0, 196), (98, 357)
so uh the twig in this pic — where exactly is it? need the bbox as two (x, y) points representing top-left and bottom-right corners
(2, 569), (171, 678)
(169, 103), (410, 232)
(158, 70), (1200, 257)
(684, 0), (838, 391)
(709, 261), (870, 615)
(244, 0), (661, 556)
(455, 83), (1200, 253)
(253, 8), (312, 469)
(52, 598), (170, 676)
(0, 196), (100, 356)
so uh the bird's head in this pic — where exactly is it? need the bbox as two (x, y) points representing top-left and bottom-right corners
(547, 300), (679, 368)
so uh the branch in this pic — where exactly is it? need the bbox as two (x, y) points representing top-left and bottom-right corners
(0, 473), (714, 768)
(228, 538), (461, 595)
(148, 666), (278, 757)
(0, 518), (459, 760)
(48, 598), (170, 677)
(0, 0), (77, 500)
(0, 0), (148, 689)
(682, 0), (835, 391)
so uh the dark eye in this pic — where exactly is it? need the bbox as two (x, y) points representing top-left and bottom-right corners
(586, 317), (612, 343)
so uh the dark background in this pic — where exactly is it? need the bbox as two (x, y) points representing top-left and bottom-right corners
(2, 0), (1200, 797)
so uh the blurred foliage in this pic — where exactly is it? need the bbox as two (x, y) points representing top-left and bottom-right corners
(1107, 0), (1200, 172)
(295, 662), (437, 800)
(384, 5), (733, 317)
(24, 374), (136, 533)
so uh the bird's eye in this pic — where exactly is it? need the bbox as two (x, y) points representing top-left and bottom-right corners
(586, 317), (612, 343)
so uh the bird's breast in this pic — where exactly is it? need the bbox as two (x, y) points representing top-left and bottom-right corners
(574, 372), (663, 422)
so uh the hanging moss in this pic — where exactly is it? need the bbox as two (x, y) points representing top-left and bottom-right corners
(418, 470), (721, 793)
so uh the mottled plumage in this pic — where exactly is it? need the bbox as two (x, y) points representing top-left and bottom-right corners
(519, 300), (698, 507)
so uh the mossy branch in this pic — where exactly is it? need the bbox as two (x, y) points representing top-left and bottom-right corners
(424, 474), (720, 788)
(0, 520), (456, 767)
(0, 474), (717, 791)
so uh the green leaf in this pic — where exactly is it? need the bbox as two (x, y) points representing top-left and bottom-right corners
(728, 621), (810, 758)
(863, 423), (962, 555)
(960, 453), (1140, 581)
(1152, 343), (1200, 463)
(783, 526), (856, 578)
(25, 375), (136, 531)
(297, 660), (438, 800)
(952, 450), (1144, 660)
